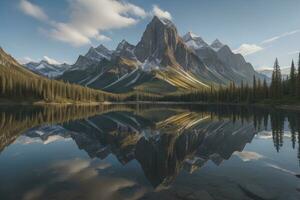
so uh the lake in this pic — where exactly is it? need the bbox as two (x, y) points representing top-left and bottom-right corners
(0, 104), (299, 200)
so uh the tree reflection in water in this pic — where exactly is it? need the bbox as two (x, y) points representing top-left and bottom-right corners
(0, 104), (299, 188)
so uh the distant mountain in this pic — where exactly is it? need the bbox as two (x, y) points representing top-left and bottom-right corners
(24, 60), (71, 78)
(210, 39), (224, 51)
(0, 47), (115, 102)
(182, 32), (209, 49)
(258, 67), (290, 79)
(182, 33), (266, 84)
(59, 16), (267, 94)
(72, 44), (113, 70)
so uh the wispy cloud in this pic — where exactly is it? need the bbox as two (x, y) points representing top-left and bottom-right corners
(43, 56), (61, 65)
(233, 44), (263, 56)
(17, 55), (62, 65)
(151, 5), (172, 20)
(19, 1), (173, 46)
(19, 0), (48, 21)
(234, 29), (300, 56)
(261, 29), (300, 44)
(19, 0), (150, 46)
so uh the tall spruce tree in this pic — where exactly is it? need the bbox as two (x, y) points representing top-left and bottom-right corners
(297, 53), (300, 99)
(289, 60), (296, 96)
(271, 58), (282, 99)
(253, 75), (257, 102)
(263, 79), (268, 99)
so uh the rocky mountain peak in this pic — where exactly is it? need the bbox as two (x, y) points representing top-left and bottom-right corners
(210, 39), (224, 51)
(182, 32), (208, 50)
(152, 15), (175, 28)
(40, 59), (50, 65)
(85, 44), (112, 62)
(134, 16), (179, 63)
(95, 44), (110, 52)
(116, 40), (132, 51)
(113, 40), (136, 60)
(182, 32), (199, 40)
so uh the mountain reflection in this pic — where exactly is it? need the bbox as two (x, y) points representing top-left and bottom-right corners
(0, 104), (300, 187)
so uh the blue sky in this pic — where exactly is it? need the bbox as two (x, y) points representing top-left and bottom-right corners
(0, 0), (300, 69)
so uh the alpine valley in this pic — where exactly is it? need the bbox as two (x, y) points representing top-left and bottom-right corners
(23, 16), (266, 95)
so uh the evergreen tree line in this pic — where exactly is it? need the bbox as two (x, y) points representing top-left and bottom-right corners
(161, 53), (300, 103)
(1, 50), (300, 104)
(0, 64), (124, 102)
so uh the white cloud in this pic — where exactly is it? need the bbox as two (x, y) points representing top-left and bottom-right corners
(233, 44), (263, 56)
(261, 29), (300, 44)
(49, 0), (147, 46)
(43, 56), (61, 65)
(20, 0), (147, 46)
(95, 34), (112, 42)
(151, 5), (172, 20)
(17, 56), (62, 65)
(19, 0), (48, 21)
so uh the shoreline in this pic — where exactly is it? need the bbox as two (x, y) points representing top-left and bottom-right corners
(0, 100), (299, 112)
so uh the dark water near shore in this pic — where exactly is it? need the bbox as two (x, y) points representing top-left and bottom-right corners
(0, 104), (299, 200)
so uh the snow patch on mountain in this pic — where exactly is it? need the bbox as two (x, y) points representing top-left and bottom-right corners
(24, 60), (71, 78)
(182, 32), (208, 49)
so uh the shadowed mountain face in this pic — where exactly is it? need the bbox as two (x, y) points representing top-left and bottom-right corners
(182, 33), (266, 84)
(58, 16), (265, 94)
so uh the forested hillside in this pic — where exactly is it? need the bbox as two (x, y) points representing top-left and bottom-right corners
(0, 47), (119, 103)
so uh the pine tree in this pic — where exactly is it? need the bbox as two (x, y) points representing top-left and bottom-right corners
(263, 79), (268, 99)
(253, 75), (257, 102)
(289, 60), (296, 96)
(297, 53), (300, 99)
(271, 58), (282, 99)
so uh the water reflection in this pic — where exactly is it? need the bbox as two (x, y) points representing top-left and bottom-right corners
(0, 104), (299, 199)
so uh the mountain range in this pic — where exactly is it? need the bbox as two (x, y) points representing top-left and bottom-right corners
(12, 16), (266, 95)
(21, 16), (265, 94)
(24, 60), (71, 78)
(258, 67), (290, 79)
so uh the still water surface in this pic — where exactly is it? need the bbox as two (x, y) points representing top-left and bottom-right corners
(0, 105), (299, 200)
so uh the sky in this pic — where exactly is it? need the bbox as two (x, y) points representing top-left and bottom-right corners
(0, 0), (300, 69)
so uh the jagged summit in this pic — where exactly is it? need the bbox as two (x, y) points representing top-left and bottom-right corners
(116, 40), (131, 51)
(113, 40), (136, 59)
(85, 44), (112, 61)
(96, 44), (110, 51)
(134, 16), (179, 63)
(59, 15), (264, 93)
(210, 39), (224, 51)
(182, 32), (208, 49)
(152, 15), (175, 28)
(183, 32), (199, 40)
(24, 59), (71, 78)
